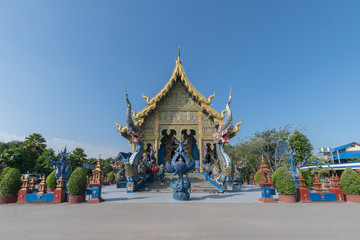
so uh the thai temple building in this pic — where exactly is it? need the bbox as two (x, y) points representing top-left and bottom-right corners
(115, 49), (241, 172)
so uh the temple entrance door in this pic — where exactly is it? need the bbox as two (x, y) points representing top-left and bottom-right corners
(158, 129), (199, 166)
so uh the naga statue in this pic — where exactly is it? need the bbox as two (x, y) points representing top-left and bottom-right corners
(117, 163), (126, 183)
(166, 137), (195, 201)
(201, 145), (220, 178)
(284, 151), (307, 189)
(49, 147), (72, 183)
(123, 88), (145, 192)
(213, 88), (236, 191)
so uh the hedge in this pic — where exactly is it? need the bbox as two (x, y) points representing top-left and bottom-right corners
(67, 168), (87, 196)
(46, 170), (57, 189)
(273, 166), (296, 195)
(0, 167), (22, 196)
(340, 167), (360, 195)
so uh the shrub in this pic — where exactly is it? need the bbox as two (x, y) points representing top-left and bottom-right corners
(0, 167), (22, 196)
(254, 171), (260, 183)
(272, 166), (286, 187)
(340, 167), (360, 195)
(273, 166), (296, 195)
(108, 171), (115, 182)
(0, 167), (11, 183)
(46, 170), (57, 189)
(300, 170), (313, 187)
(67, 167), (87, 196)
(242, 174), (249, 182)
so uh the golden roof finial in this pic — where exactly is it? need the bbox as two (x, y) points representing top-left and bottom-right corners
(176, 46), (182, 64)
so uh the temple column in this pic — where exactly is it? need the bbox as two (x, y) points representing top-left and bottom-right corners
(154, 111), (160, 164)
(198, 111), (203, 172)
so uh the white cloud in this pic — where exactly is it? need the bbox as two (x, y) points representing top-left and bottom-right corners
(0, 132), (130, 159)
(0, 132), (26, 142)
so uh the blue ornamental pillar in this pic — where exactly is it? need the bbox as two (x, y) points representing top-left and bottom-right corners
(88, 186), (104, 203)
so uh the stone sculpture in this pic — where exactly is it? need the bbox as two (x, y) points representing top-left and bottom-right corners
(166, 137), (195, 201)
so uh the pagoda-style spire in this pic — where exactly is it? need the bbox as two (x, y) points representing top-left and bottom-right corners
(176, 46), (182, 64)
(90, 154), (104, 187)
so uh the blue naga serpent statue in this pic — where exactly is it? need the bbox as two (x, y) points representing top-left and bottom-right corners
(123, 88), (145, 192)
(49, 147), (72, 183)
(213, 88), (236, 191)
(284, 151), (307, 189)
(166, 137), (195, 201)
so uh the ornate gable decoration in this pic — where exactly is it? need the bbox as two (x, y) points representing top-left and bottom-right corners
(116, 49), (241, 138)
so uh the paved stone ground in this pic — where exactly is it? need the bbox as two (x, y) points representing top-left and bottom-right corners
(102, 184), (266, 203)
(0, 201), (359, 240)
(0, 185), (358, 240)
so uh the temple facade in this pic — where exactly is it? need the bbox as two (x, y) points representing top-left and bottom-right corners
(116, 50), (241, 170)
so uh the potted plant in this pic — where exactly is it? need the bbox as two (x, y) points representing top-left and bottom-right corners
(0, 167), (22, 204)
(254, 171), (260, 185)
(67, 167), (87, 203)
(242, 174), (249, 185)
(273, 166), (296, 203)
(46, 170), (57, 192)
(108, 171), (115, 184)
(340, 167), (360, 203)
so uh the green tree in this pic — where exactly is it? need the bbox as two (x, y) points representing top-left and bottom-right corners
(0, 147), (38, 173)
(108, 171), (115, 182)
(0, 141), (24, 155)
(85, 158), (98, 167)
(227, 125), (291, 175)
(24, 133), (46, 154)
(102, 158), (114, 175)
(36, 148), (57, 175)
(68, 148), (87, 169)
(288, 130), (313, 165)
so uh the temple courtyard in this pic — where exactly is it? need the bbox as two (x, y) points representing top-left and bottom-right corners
(0, 184), (359, 240)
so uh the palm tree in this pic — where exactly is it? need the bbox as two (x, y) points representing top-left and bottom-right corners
(24, 133), (46, 154)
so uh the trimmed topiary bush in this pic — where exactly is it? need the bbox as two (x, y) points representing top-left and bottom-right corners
(272, 166), (285, 187)
(300, 170), (313, 187)
(46, 170), (57, 189)
(273, 166), (296, 195)
(108, 171), (115, 183)
(340, 167), (360, 195)
(0, 167), (22, 196)
(0, 167), (11, 183)
(67, 167), (87, 196)
(254, 171), (260, 183)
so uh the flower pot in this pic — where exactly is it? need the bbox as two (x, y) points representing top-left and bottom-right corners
(243, 182), (248, 185)
(278, 194), (296, 203)
(68, 195), (86, 204)
(346, 195), (360, 203)
(0, 195), (17, 204)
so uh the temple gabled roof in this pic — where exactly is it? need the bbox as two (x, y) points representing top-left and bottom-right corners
(116, 50), (242, 139)
(131, 50), (226, 128)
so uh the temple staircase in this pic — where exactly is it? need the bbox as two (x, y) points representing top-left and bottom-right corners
(141, 173), (222, 193)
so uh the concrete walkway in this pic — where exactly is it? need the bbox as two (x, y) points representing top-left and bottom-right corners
(0, 201), (359, 240)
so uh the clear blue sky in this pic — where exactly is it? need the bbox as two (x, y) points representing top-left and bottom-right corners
(1, 1), (360, 157)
